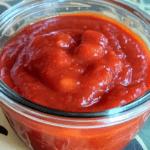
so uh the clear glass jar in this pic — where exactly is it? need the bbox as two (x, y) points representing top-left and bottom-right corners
(0, 0), (150, 150)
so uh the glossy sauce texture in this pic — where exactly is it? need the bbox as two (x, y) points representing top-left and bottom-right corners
(0, 14), (149, 112)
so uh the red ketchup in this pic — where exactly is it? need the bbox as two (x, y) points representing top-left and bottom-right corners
(0, 13), (150, 150)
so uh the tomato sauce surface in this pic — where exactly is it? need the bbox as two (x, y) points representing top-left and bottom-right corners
(0, 13), (149, 112)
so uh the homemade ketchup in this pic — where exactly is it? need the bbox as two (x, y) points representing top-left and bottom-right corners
(1, 13), (150, 150)
(0, 13), (149, 112)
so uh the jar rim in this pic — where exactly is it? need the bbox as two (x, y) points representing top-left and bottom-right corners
(0, 0), (150, 118)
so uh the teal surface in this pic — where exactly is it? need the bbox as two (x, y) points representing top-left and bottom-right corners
(124, 0), (150, 14)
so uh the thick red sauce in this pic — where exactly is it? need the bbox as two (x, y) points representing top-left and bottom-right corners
(0, 13), (149, 112)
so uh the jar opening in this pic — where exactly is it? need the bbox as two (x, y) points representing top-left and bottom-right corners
(0, 0), (150, 118)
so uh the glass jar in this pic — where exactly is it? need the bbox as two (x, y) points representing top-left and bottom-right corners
(0, 0), (150, 150)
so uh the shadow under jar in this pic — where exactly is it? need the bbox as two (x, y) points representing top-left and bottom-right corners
(0, 0), (150, 150)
